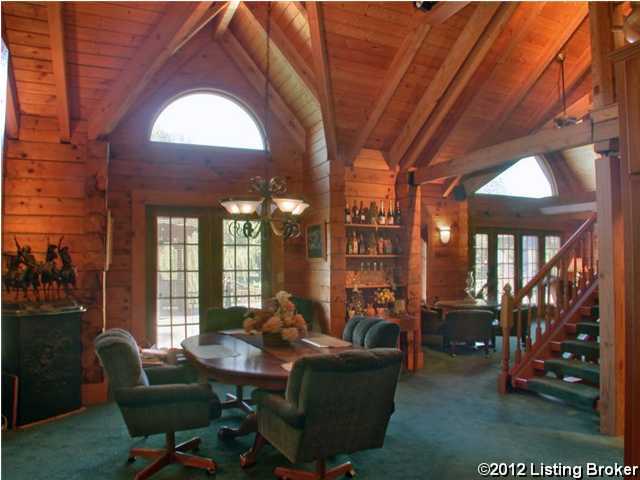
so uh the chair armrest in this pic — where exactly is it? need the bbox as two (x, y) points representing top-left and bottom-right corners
(144, 364), (194, 385)
(252, 389), (305, 428)
(115, 384), (213, 407)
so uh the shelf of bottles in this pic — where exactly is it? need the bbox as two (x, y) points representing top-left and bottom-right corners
(345, 197), (402, 258)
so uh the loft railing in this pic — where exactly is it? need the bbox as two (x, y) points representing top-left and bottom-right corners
(498, 213), (598, 394)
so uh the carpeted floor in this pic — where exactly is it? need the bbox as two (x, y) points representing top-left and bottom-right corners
(1, 347), (623, 480)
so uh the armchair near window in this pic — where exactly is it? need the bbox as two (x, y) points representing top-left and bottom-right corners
(442, 309), (494, 356)
(203, 306), (252, 414)
(94, 328), (221, 479)
(242, 349), (403, 479)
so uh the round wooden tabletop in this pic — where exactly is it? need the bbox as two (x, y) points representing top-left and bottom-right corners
(181, 332), (355, 391)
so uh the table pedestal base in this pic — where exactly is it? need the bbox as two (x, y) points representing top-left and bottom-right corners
(217, 412), (257, 440)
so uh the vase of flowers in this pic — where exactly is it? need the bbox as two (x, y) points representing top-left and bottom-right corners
(374, 288), (395, 317)
(243, 290), (308, 346)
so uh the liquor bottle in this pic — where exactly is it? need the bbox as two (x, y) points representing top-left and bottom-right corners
(359, 201), (366, 224)
(345, 205), (352, 224)
(395, 201), (401, 225)
(384, 237), (393, 255)
(358, 233), (365, 255)
(377, 234), (385, 255)
(352, 231), (359, 255)
(369, 201), (378, 225)
(378, 201), (386, 225)
(387, 199), (394, 225)
(352, 201), (359, 224)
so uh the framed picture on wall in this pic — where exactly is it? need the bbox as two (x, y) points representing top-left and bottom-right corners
(306, 223), (326, 260)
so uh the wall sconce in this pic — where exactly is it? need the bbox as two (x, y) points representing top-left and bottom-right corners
(438, 226), (452, 245)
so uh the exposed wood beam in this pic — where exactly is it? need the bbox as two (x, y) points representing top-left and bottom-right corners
(415, 107), (620, 184)
(88, 2), (224, 140)
(220, 32), (305, 149)
(212, 0), (239, 40)
(486, 8), (589, 145)
(5, 56), (19, 139)
(442, 175), (461, 198)
(410, 3), (547, 174)
(307, 2), (339, 162)
(390, 3), (500, 167)
(392, 3), (518, 170)
(344, 19), (433, 166)
(47, 2), (71, 142)
(417, 2), (471, 25)
(241, 3), (319, 100)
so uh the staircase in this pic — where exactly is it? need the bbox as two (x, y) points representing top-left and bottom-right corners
(498, 214), (600, 412)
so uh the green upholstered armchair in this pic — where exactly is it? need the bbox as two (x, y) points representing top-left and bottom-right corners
(94, 329), (221, 479)
(243, 349), (403, 479)
(203, 306), (252, 413)
(443, 309), (495, 357)
(342, 316), (400, 349)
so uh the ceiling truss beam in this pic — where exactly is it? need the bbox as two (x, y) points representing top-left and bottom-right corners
(47, 2), (71, 142)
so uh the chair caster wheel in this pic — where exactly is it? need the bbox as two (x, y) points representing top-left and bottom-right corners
(346, 469), (357, 478)
(127, 456), (136, 463)
(206, 467), (216, 475)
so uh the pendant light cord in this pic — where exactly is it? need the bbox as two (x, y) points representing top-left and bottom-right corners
(559, 53), (567, 118)
(264, 2), (273, 180)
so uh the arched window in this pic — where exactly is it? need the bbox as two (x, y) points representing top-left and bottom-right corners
(150, 91), (266, 150)
(476, 156), (556, 198)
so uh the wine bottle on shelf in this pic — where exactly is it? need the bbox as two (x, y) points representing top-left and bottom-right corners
(359, 201), (366, 224)
(387, 199), (394, 225)
(345, 205), (352, 224)
(351, 201), (359, 224)
(352, 232), (359, 255)
(378, 201), (386, 225)
(377, 234), (385, 255)
(395, 201), (401, 225)
(369, 201), (378, 225)
(358, 233), (366, 255)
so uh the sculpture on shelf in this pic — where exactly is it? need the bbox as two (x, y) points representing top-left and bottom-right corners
(464, 271), (476, 301)
(2, 237), (78, 307)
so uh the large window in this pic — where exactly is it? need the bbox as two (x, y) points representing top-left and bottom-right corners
(149, 210), (264, 348)
(155, 216), (200, 348)
(222, 220), (262, 309)
(150, 92), (266, 150)
(474, 233), (489, 294)
(476, 156), (555, 199)
(496, 234), (515, 296)
(473, 230), (562, 302)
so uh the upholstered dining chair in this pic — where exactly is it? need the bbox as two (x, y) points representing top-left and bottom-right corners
(442, 309), (495, 356)
(342, 316), (400, 349)
(243, 349), (403, 479)
(203, 306), (253, 413)
(95, 329), (221, 479)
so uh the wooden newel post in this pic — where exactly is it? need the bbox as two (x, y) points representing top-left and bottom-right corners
(498, 284), (514, 394)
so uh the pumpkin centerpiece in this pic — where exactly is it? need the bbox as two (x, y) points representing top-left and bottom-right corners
(243, 291), (308, 347)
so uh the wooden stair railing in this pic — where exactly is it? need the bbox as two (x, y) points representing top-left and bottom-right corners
(498, 213), (598, 394)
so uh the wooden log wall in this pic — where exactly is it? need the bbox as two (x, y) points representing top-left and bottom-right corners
(105, 42), (304, 344)
(421, 186), (469, 303)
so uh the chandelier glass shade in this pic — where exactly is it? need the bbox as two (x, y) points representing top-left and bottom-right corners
(220, 176), (308, 240)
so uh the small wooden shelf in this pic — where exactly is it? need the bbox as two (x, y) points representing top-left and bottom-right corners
(345, 223), (402, 230)
(346, 254), (402, 259)
(346, 284), (407, 289)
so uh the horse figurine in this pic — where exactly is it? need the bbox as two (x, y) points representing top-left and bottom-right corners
(41, 239), (61, 300)
(15, 239), (42, 301)
(58, 237), (77, 297)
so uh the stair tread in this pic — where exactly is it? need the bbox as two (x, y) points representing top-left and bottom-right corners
(544, 358), (600, 383)
(577, 321), (600, 327)
(526, 377), (599, 408)
(562, 339), (599, 349)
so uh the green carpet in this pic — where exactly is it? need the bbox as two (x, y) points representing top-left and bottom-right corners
(2, 347), (623, 479)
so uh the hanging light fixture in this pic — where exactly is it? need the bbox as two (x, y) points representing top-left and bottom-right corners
(220, 2), (308, 240)
(553, 53), (579, 128)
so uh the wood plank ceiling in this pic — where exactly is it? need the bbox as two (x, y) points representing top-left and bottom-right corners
(2, 1), (594, 189)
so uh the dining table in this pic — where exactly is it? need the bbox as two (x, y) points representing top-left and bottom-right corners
(181, 330), (358, 465)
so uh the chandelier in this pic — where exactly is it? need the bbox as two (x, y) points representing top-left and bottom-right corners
(219, 2), (308, 240)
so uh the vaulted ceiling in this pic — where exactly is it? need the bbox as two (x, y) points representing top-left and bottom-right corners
(2, 1), (596, 190)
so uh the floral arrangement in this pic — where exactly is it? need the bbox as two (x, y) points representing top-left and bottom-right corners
(374, 288), (395, 307)
(243, 290), (308, 342)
